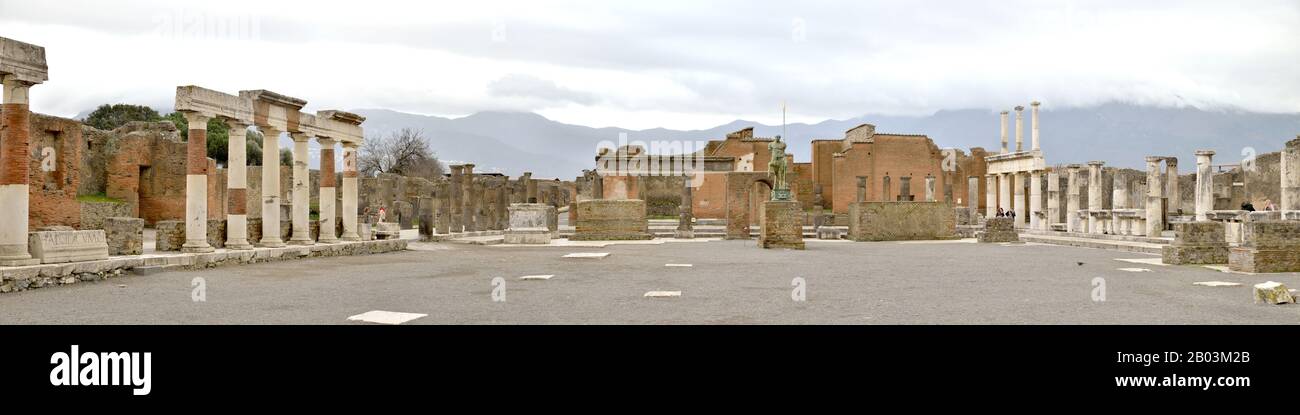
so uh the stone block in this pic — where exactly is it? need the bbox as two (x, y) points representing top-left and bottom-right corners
(1254, 281), (1294, 305)
(572, 199), (652, 241)
(206, 219), (226, 249)
(816, 227), (842, 240)
(1229, 221), (1300, 273)
(1162, 222), (1229, 265)
(760, 200), (804, 249)
(848, 201), (957, 242)
(977, 217), (1019, 243)
(104, 217), (144, 256)
(374, 222), (401, 240)
(28, 230), (109, 264)
(155, 220), (185, 252)
(505, 203), (552, 244)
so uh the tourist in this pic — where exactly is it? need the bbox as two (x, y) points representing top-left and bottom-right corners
(1008, 209), (1016, 221)
(996, 208), (1005, 217)
(1264, 199), (1277, 211)
(1242, 202), (1256, 212)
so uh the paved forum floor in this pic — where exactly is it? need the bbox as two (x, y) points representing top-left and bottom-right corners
(1, 239), (1297, 324)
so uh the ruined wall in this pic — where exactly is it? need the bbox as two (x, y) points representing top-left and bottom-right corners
(829, 135), (950, 214)
(847, 201), (957, 241)
(28, 114), (83, 229)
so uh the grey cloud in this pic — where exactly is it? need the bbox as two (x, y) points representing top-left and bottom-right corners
(486, 74), (598, 106)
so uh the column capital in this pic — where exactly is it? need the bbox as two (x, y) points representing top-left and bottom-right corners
(181, 112), (211, 129)
(1087, 161), (1105, 167)
(1145, 156), (1165, 164)
(1, 75), (35, 104)
(1014, 105), (1024, 112)
(289, 132), (312, 142)
(1195, 150), (1216, 157)
(1031, 101), (1041, 107)
(1164, 157), (1178, 166)
(317, 137), (337, 147)
(1000, 110), (1009, 115)
(223, 117), (251, 130)
(259, 125), (282, 137)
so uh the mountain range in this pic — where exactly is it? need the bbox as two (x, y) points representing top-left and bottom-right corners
(351, 103), (1300, 179)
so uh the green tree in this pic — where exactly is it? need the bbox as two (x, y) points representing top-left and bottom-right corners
(83, 104), (162, 130)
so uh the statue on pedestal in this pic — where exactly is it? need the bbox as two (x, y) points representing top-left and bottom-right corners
(768, 135), (790, 201)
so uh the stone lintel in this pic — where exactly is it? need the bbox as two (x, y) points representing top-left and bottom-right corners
(0, 36), (48, 84)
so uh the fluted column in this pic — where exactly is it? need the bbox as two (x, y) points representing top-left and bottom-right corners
(1030, 101), (1041, 152)
(224, 119), (253, 250)
(999, 111), (1009, 154)
(288, 133), (313, 245)
(1014, 105), (1024, 153)
(182, 112), (214, 253)
(1066, 165), (1082, 233)
(0, 76), (39, 265)
(1029, 170), (1043, 230)
(317, 138), (338, 243)
(1281, 138), (1300, 213)
(985, 174), (997, 218)
(259, 126), (285, 247)
(1195, 150), (1215, 221)
(1145, 157), (1164, 237)
(340, 142), (360, 241)
(1087, 161), (1104, 233)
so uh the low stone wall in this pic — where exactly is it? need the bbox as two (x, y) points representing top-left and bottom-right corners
(155, 220), (185, 251)
(760, 200), (805, 249)
(0, 239), (408, 294)
(847, 202), (957, 242)
(79, 201), (134, 230)
(571, 199), (652, 241)
(1162, 222), (1229, 265)
(977, 217), (1019, 243)
(1229, 221), (1300, 273)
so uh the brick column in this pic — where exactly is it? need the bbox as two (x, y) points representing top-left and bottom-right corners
(1066, 165), (1082, 233)
(182, 112), (214, 253)
(340, 142), (360, 241)
(1145, 157), (1164, 237)
(1195, 150), (1215, 221)
(0, 76), (39, 266)
(258, 126), (285, 247)
(317, 138), (338, 243)
(1029, 170), (1043, 230)
(224, 119), (253, 250)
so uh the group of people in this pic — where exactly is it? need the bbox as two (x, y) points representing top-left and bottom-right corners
(995, 207), (1016, 220)
(1242, 198), (1278, 212)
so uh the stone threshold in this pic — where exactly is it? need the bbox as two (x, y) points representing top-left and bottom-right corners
(0, 239), (408, 294)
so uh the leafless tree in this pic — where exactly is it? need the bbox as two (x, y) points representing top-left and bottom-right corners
(359, 128), (444, 179)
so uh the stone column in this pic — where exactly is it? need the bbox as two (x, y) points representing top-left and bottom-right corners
(449, 165), (463, 232)
(1165, 158), (1180, 214)
(340, 142), (360, 241)
(924, 174), (936, 202)
(496, 181), (509, 229)
(968, 176), (980, 218)
(182, 112), (214, 253)
(1145, 157), (1164, 237)
(1014, 105), (1025, 152)
(257, 126), (285, 246)
(288, 133), (313, 245)
(524, 172), (537, 202)
(1282, 138), (1300, 212)
(1195, 150), (1215, 221)
(0, 76), (39, 265)
(317, 138), (338, 243)
(224, 119), (253, 250)
(462, 164), (475, 232)
(1013, 172), (1027, 228)
(434, 182), (450, 234)
(999, 173), (1011, 218)
(999, 110), (1009, 154)
(1066, 165), (1082, 233)
(1087, 161), (1104, 233)
(1046, 170), (1060, 230)
(1030, 101), (1041, 152)
(855, 176), (867, 202)
(677, 177), (694, 238)
(592, 173), (604, 199)
(1029, 170), (1043, 230)
(985, 174), (997, 218)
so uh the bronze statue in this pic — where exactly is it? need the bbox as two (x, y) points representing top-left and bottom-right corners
(768, 135), (790, 201)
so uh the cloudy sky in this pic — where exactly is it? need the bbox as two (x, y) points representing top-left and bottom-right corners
(2, 0), (1297, 130)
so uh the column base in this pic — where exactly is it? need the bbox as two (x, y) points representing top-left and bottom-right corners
(288, 237), (315, 246)
(0, 255), (41, 267)
(317, 236), (338, 244)
(182, 242), (215, 254)
(225, 240), (254, 251)
(258, 238), (286, 248)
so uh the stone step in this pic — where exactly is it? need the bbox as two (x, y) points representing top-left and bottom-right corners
(1018, 234), (1165, 255)
(131, 264), (179, 276)
(1024, 230), (1172, 245)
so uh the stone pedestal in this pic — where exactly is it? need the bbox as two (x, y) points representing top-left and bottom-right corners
(572, 199), (652, 241)
(373, 222), (401, 240)
(155, 220), (185, 252)
(1229, 221), (1300, 273)
(505, 203), (552, 244)
(1162, 222), (1229, 265)
(29, 230), (109, 264)
(977, 217), (1019, 243)
(206, 219), (226, 249)
(760, 200), (804, 249)
(104, 217), (144, 256)
(848, 201), (956, 242)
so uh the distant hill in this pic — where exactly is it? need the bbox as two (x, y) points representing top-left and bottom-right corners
(353, 104), (1300, 178)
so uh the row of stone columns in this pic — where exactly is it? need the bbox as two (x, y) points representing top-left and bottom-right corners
(182, 119), (360, 252)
